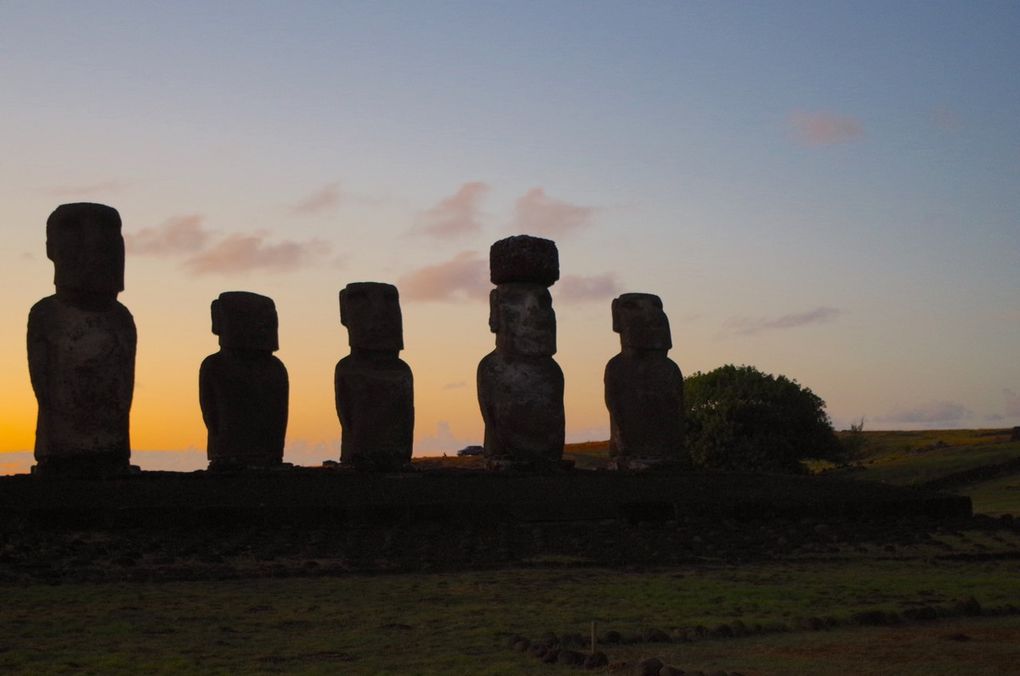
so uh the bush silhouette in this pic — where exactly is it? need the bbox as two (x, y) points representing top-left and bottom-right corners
(685, 364), (841, 472)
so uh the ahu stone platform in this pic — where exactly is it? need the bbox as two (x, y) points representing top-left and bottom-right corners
(0, 469), (970, 531)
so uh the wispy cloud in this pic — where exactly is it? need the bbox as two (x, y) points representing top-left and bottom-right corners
(47, 179), (125, 196)
(789, 111), (864, 146)
(878, 401), (972, 424)
(398, 251), (488, 301)
(1004, 388), (1020, 418)
(413, 182), (489, 239)
(290, 182), (342, 215)
(555, 273), (620, 303)
(510, 188), (595, 237)
(185, 233), (330, 275)
(125, 214), (211, 256)
(723, 306), (841, 336)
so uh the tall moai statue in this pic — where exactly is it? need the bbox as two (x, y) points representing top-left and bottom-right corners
(477, 235), (565, 469)
(335, 282), (414, 471)
(199, 292), (288, 470)
(604, 293), (687, 469)
(27, 203), (137, 477)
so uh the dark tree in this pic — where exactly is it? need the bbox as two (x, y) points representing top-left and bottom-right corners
(685, 364), (840, 473)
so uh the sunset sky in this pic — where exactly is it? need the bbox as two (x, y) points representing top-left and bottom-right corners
(2, 2), (1018, 473)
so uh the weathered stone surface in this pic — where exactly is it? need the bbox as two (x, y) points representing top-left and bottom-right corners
(605, 293), (687, 467)
(200, 292), (288, 470)
(28, 203), (136, 477)
(635, 656), (664, 676)
(335, 282), (413, 471)
(478, 283), (564, 467)
(490, 235), (559, 286)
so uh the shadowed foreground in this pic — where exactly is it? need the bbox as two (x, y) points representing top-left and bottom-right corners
(1, 552), (1018, 674)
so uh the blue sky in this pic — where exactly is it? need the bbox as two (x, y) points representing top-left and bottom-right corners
(1, 1), (1018, 471)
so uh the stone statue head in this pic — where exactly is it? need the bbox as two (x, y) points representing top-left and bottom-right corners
(612, 293), (672, 351)
(339, 282), (404, 352)
(46, 203), (125, 300)
(490, 283), (557, 356)
(211, 291), (279, 351)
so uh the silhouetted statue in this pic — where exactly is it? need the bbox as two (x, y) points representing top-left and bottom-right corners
(199, 292), (288, 470)
(478, 236), (565, 469)
(605, 293), (687, 469)
(28, 203), (136, 477)
(335, 282), (414, 471)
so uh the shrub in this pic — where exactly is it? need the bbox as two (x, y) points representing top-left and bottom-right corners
(685, 364), (841, 472)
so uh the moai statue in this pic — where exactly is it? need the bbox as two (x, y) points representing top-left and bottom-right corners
(199, 292), (288, 470)
(335, 282), (414, 471)
(604, 293), (687, 469)
(27, 203), (136, 477)
(477, 235), (565, 469)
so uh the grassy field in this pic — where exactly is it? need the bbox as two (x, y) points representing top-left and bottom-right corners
(822, 428), (1020, 516)
(1, 553), (1019, 675)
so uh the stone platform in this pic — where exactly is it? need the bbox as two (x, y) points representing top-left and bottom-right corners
(0, 468), (970, 531)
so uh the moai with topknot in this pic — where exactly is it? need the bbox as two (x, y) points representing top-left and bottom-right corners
(477, 235), (565, 469)
(199, 291), (288, 470)
(335, 282), (414, 471)
(604, 293), (687, 469)
(27, 203), (137, 477)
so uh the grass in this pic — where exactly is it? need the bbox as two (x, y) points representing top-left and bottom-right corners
(1, 555), (1019, 674)
(967, 473), (1020, 516)
(832, 429), (1020, 486)
(612, 616), (1020, 675)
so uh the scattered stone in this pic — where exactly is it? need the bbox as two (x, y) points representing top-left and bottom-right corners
(29, 203), (136, 477)
(851, 610), (898, 626)
(601, 630), (623, 644)
(621, 632), (643, 645)
(584, 651), (609, 669)
(902, 606), (937, 621)
(642, 627), (671, 642)
(942, 632), (972, 642)
(557, 649), (585, 666)
(799, 616), (826, 631)
(335, 282), (414, 471)
(710, 624), (733, 638)
(541, 647), (561, 664)
(729, 620), (749, 637)
(200, 292), (288, 470)
(634, 656), (663, 676)
(561, 632), (586, 647)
